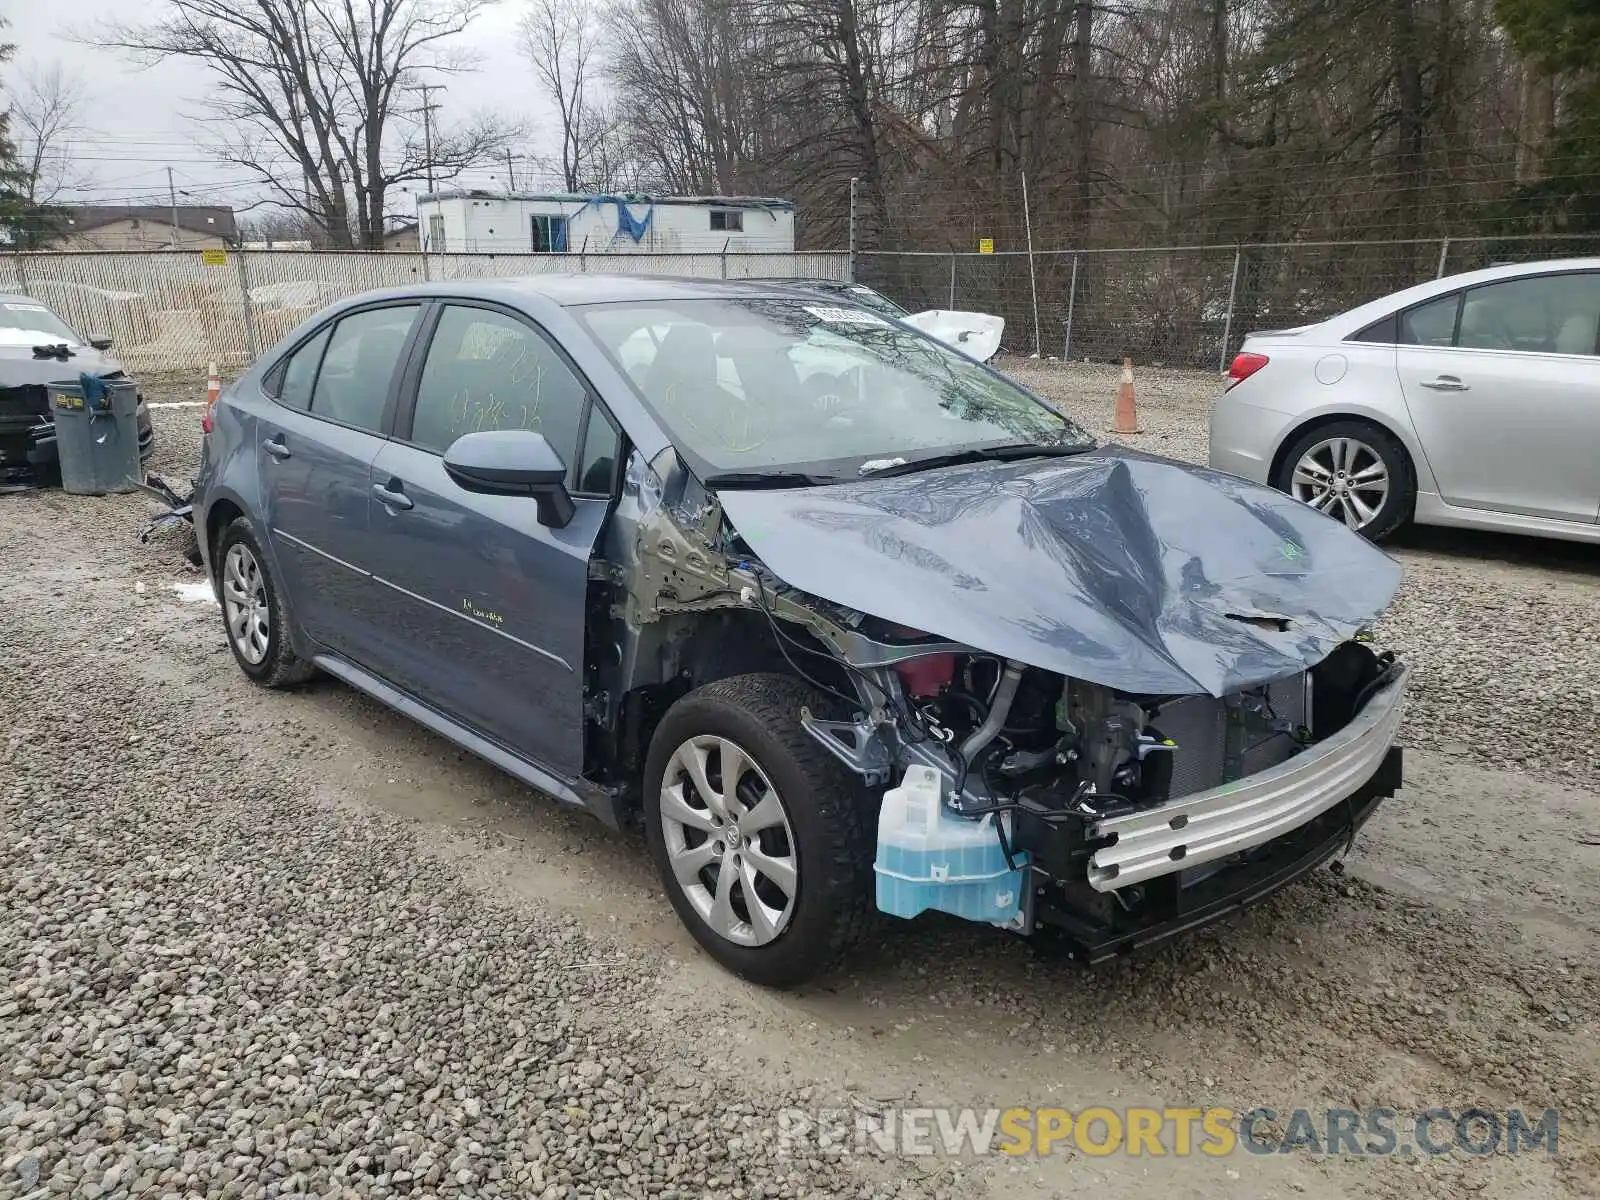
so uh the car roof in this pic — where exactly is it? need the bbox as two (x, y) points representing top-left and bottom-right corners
(329, 274), (835, 311)
(0, 293), (48, 306)
(760, 277), (856, 286)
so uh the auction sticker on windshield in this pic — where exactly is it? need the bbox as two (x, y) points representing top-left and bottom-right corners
(804, 305), (888, 326)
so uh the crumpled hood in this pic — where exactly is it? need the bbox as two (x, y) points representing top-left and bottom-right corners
(717, 450), (1403, 697)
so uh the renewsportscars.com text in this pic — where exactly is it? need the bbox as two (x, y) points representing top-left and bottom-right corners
(776, 1105), (1559, 1158)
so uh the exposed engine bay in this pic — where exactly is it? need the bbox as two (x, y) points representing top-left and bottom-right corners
(665, 543), (1402, 956)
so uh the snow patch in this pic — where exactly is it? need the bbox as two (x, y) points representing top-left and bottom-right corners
(172, 581), (217, 606)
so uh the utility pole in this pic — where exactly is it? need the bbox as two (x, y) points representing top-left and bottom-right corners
(409, 83), (445, 194)
(167, 166), (181, 251)
(505, 149), (517, 191)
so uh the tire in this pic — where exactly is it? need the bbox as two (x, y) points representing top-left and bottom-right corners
(643, 674), (873, 988)
(214, 516), (317, 688)
(1273, 419), (1414, 542)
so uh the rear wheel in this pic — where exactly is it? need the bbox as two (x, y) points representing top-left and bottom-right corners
(215, 517), (316, 687)
(643, 674), (873, 987)
(1274, 420), (1413, 541)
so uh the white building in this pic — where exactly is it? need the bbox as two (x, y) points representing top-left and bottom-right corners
(415, 190), (795, 255)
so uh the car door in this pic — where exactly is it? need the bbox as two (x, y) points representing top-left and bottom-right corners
(1395, 271), (1600, 523)
(257, 302), (423, 660)
(361, 300), (623, 777)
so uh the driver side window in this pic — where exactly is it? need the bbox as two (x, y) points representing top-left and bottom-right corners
(409, 304), (589, 468)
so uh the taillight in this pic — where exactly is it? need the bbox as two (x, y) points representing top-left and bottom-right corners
(200, 404), (215, 435)
(1226, 351), (1270, 389)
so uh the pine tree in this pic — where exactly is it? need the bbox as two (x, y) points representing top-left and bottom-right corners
(1494, 0), (1600, 229)
(0, 20), (43, 245)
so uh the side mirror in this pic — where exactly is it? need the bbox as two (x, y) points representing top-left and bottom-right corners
(443, 430), (575, 527)
(89, 336), (114, 351)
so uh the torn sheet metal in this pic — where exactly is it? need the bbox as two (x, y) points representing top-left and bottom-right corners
(136, 473), (203, 565)
(716, 449), (1402, 697)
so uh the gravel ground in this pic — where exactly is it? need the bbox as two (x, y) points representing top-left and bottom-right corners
(0, 407), (888, 1200)
(2, 378), (1597, 1200)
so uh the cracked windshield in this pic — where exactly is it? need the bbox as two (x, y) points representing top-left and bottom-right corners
(577, 298), (1092, 473)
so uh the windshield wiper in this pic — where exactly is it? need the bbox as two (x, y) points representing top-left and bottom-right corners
(857, 440), (1090, 478)
(702, 470), (840, 490)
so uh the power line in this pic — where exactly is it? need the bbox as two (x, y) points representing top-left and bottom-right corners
(406, 82), (445, 194)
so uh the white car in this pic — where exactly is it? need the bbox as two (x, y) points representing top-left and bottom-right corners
(1208, 258), (1600, 543)
(771, 279), (1006, 362)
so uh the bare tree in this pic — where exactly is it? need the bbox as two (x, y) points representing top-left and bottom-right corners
(11, 63), (91, 209)
(238, 207), (323, 245)
(571, 99), (653, 191)
(86, 0), (517, 249)
(605, 0), (779, 194)
(520, 0), (602, 191)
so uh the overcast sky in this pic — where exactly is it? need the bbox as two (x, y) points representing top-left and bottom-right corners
(5, 0), (559, 218)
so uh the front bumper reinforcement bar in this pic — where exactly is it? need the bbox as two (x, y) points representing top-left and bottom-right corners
(1087, 664), (1409, 891)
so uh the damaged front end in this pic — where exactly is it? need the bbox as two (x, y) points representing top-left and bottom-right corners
(595, 446), (1406, 961)
(795, 634), (1405, 960)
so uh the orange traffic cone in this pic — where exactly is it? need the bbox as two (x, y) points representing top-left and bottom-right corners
(1109, 356), (1142, 435)
(201, 361), (221, 434)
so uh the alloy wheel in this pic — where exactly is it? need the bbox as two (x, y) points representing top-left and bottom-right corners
(1290, 436), (1391, 531)
(221, 543), (271, 665)
(658, 735), (798, 947)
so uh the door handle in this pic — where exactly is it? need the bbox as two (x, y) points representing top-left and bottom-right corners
(1418, 376), (1469, 391)
(372, 481), (414, 511)
(263, 436), (291, 460)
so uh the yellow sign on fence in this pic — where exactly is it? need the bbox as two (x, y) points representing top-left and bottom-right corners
(978, 238), (994, 254)
(201, 248), (228, 266)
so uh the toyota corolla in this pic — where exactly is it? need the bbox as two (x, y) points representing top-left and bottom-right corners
(194, 276), (1407, 986)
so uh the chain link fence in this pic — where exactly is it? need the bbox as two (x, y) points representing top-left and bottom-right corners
(9, 236), (1594, 376)
(858, 234), (1600, 369)
(0, 249), (849, 373)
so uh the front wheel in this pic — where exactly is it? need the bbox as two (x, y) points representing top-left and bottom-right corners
(643, 674), (873, 988)
(1274, 420), (1413, 541)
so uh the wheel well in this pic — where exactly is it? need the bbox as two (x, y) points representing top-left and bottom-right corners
(1269, 413), (1417, 493)
(598, 609), (855, 814)
(205, 499), (243, 561)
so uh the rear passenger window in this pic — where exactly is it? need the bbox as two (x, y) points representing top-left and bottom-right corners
(273, 327), (331, 411)
(309, 305), (420, 433)
(1399, 294), (1459, 347)
(409, 305), (589, 466)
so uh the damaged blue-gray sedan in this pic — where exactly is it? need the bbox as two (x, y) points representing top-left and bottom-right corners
(192, 276), (1407, 987)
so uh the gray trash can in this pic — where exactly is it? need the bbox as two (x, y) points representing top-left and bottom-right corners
(50, 376), (142, 496)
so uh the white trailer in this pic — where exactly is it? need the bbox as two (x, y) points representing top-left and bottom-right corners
(416, 191), (795, 256)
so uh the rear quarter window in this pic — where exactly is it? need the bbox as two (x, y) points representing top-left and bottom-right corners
(1347, 313), (1398, 344)
(269, 327), (332, 411)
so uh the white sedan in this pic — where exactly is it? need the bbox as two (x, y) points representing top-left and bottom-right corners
(1208, 258), (1600, 543)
